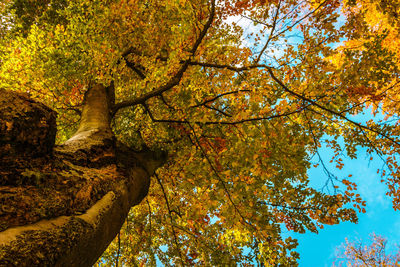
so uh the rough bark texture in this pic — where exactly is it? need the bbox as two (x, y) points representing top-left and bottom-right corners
(0, 85), (166, 266)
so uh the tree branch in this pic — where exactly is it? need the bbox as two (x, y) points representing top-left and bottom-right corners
(255, 0), (281, 63)
(115, 232), (121, 267)
(187, 61), (270, 72)
(145, 106), (307, 125)
(188, 123), (245, 220)
(112, 0), (216, 116)
(189, 0), (216, 55)
(191, 90), (251, 107)
(266, 67), (400, 147)
(154, 173), (184, 266)
(125, 61), (146, 80)
(272, 0), (328, 40)
(203, 104), (232, 117)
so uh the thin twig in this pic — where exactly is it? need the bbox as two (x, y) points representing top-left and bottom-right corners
(255, 0), (281, 63)
(154, 173), (185, 266)
(191, 90), (251, 107)
(115, 232), (121, 267)
(187, 122), (255, 229)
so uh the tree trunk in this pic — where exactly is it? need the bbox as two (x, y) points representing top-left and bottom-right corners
(0, 85), (166, 266)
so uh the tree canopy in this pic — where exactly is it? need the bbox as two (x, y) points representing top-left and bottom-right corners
(335, 234), (400, 266)
(1, 0), (400, 265)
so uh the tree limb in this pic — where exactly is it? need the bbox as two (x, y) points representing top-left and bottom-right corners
(266, 67), (400, 147)
(255, 0), (281, 63)
(112, 0), (216, 116)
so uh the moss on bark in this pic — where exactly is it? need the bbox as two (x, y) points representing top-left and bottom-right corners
(0, 86), (166, 266)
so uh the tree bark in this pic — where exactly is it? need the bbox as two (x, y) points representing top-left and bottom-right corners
(0, 85), (166, 266)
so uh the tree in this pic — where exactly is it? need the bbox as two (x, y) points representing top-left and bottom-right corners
(0, 0), (399, 265)
(334, 234), (400, 266)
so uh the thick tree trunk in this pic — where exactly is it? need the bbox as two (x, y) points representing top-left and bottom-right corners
(0, 85), (165, 266)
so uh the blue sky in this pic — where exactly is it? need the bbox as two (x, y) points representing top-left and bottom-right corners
(293, 145), (400, 266)
(222, 11), (400, 265)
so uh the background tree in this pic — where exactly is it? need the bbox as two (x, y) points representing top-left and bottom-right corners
(0, 0), (399, 266)
(334, 234), (400, 266)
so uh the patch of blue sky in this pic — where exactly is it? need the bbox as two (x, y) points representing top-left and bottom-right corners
(292, 123), (400, 266)
(294, 150), (400, 266)
(223, 13), (301, 65)
(223, 6), (400, 266)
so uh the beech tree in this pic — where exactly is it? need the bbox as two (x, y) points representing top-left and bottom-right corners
(0, 0), (399, 265)
(334, 234), (400, 266)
